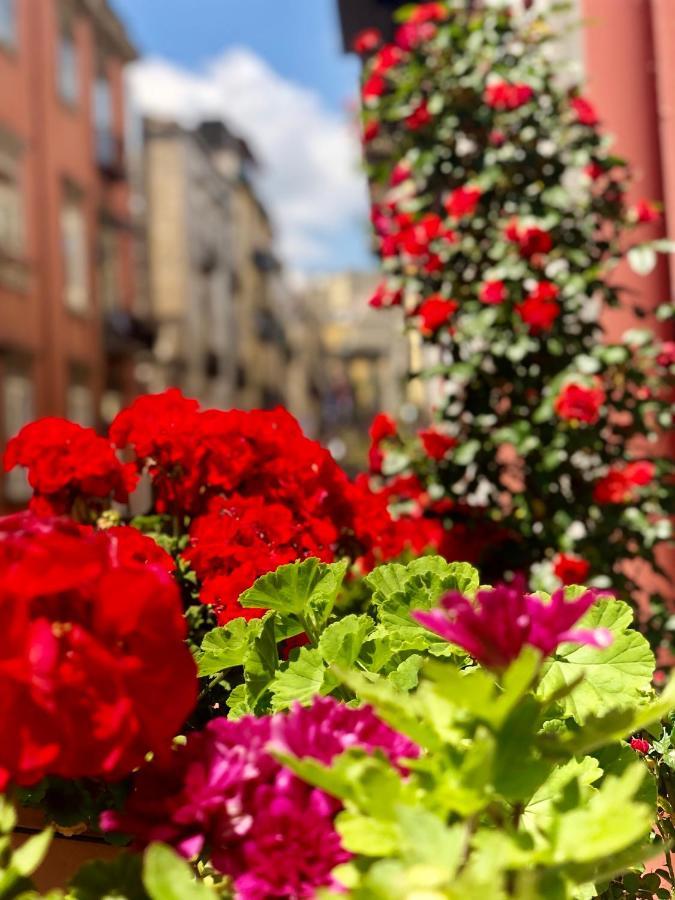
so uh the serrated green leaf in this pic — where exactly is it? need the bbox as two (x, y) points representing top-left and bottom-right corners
(269, 647), (328, 711)
(536, 600), (654, 723)
(239, 558), (348, 637)
(68, 852), (148, 900)
(197, 618), (253, 676)
(319, 615), (373, 667)
(243, 613), (278, 710)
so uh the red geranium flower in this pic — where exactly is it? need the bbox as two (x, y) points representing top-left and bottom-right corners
(630, 738), (651, 755)
(352, 28), (381, 55)
(419, 428), (457, 461)
(570, 95), (599, 126)
(0, 513), (196, 789)
(405, 99), (432, 130)
(417, 296), (458, 334)
(414, 579), (612, 672)
(4, 418), (137, 519)
(553, 553), (590, 586)
(444, 185), (482, 219)
(554, 382), (606, 425)
(479, 280), (507, 305)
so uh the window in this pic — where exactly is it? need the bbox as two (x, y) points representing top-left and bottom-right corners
(57, 15), (78, 105)
(98, 225), (119, 311)
(66, 377), (94, 427)
(61, 194), (88, 312)
(93, 65), (114, 163)
(0, 0), (15, 47)
(3, 365), (34, 502)
(0, 168), (23, 258)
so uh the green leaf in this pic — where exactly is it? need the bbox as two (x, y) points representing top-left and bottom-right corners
(239, 558), (348, 636)
(552, 764), (653, 865)
(12, 828), (52, 877)
(243, 613), (278, 710)
(337, 812), (400, 857)
(521, 756), (603, 839)
(197, 618), (253, 676)
(319, 615), (373, 667)
(269, 647), (329, 711)
(142, 844), (215, 900)
(536, 599), (654, 723)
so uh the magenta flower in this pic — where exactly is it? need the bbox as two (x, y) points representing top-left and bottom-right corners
(413, 580), (613, 671)
(102, 696), (417, 899)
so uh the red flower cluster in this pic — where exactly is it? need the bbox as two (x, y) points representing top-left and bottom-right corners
(4, 419), (137, 518)
(375, 209), (455, 274)
(395, 21), (437, 50)
(484, 80), (534, 111)
(633, 199), (661, 224)
(593, 461), (655, 505)
(0, 513), (196, 790)
(368, 413), (398, 474)
(368, 281), (402, 308)
(554, 382), (606, 425)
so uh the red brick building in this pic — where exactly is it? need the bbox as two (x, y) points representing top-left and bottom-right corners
(0, 0), (141, 503)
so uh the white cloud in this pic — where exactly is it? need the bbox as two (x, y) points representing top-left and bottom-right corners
(127, 49), (370, 271)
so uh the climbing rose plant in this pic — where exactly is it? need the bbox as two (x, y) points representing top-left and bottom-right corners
(356, 1), (675, 652)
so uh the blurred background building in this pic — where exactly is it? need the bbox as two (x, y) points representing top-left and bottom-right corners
(0, 0), (672, 505)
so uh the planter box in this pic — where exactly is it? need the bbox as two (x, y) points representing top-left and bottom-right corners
(12, 808), (120, 892)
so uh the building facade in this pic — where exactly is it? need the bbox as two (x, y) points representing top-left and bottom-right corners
(0, 0), (142, 503)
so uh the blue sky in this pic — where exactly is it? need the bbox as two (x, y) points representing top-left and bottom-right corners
(112, 0), (373, 272)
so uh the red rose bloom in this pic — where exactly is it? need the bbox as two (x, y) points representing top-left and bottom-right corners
(593, 461), (654, 505)
(633, 199), (661, 224)
(553, 553), (590, 586)
(624, 460), (656, 487)
(352, 28), (381, 54)
(516, 284), (560, 334)
(406, 99), (432, 130)
(570, 95), (599, 126)
(370, 413), (398, 445)
(657, 341), (675, 367)
(390, 161), (412, 186)
(4, 418), (137, 519)
(362, 120), (380, 143)
(479, 280), (507, 305)
(368, 282), (402, 308)
(484, 81), (534, 111)
(417, 296), (458, 334)
(444, 185), (482, 219)
(395, 21), (437, 50)
(372, 45), (405, 76)
(630, 738), (651, 755)
(408, 2), (448, 23)
(0, 513), (196, 789)
(505, 221), (553, 259)
(362, 73), (386, 101)
(419, 429), (457, 461)
(554, 382), (606, 425)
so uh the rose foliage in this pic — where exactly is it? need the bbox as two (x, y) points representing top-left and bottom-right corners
(357, 0), (675, 653)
